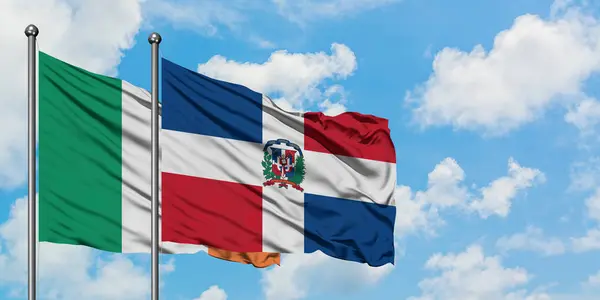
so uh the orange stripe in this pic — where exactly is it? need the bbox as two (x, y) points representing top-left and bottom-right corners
(207, 247), (280, 268)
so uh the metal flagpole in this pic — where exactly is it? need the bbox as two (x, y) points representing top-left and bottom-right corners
(25, 24), (39, 300)
(148, 32), (162, 300)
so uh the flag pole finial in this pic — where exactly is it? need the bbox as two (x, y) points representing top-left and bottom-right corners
(24, 24), (39, 37)
(148, 32), (162, 44)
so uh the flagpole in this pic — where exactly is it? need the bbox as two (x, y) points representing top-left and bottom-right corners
(25, 24), (39, 300)
(149, 32), (162, 300)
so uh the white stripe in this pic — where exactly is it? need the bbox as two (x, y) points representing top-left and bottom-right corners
(161, 129), (264, 186)
(120, 80), (205, 254)
(303, 151), (396, 206)
(261, 96), (306, 252)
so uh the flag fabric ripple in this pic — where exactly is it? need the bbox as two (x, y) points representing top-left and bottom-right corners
(160, 58), (397, 267)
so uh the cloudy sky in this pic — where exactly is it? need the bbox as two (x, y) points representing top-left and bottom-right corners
(1, 0), (600, 299)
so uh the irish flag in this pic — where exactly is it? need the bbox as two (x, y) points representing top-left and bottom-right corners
(38, 51), (279, 268)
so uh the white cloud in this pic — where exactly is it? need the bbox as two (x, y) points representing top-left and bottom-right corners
(261, 251), (393, 300)
(144, 0), (395, 47)
(0, 196), (150, 299)
(144, 0), (400, 47)
(569, 270), (600, 300)
(317, 85), (349, 116)
(272, 0), (401, 24)
(585, 270), (600, 287)
(395, 157), (544, 238)
(469, 158), (546, 218)
(249, 36), (278, 49)
(493, 188), (600, 257)
(565, 96), (600, 137)
(0, 0), (143, 188)
(197, 43), (357, 112)
(570, 157), (600, 192)
(572, 189), (600, 252)
(142, 0), (277, 49)
(418, 157), (470, 208)
(572, 229), (600, 252)
(394, 185), (440, 237)
(193, 285), (228, 300)
(394, 157), (467, 237)
(409, 245), (549, 300)
(586, 188), (600, 222)
(318, 99), (347, 116)
(143, 0), (246, 36)
(160, 257), (176, 274)
(496, 226), (566, 256)
(406, 2), (600, 136)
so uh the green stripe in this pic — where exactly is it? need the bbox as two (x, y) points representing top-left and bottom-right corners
(39, 52), (123, 252)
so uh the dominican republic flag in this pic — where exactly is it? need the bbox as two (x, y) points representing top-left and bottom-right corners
(160, 58), (397, 267)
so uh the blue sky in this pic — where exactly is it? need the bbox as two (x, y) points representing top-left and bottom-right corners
(1, 0), (600, 299)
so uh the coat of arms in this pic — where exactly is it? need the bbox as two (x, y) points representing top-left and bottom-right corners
(262, 139), (305, 192)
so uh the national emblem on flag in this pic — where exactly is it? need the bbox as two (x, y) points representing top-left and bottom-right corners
(262, 139), (305, 192)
